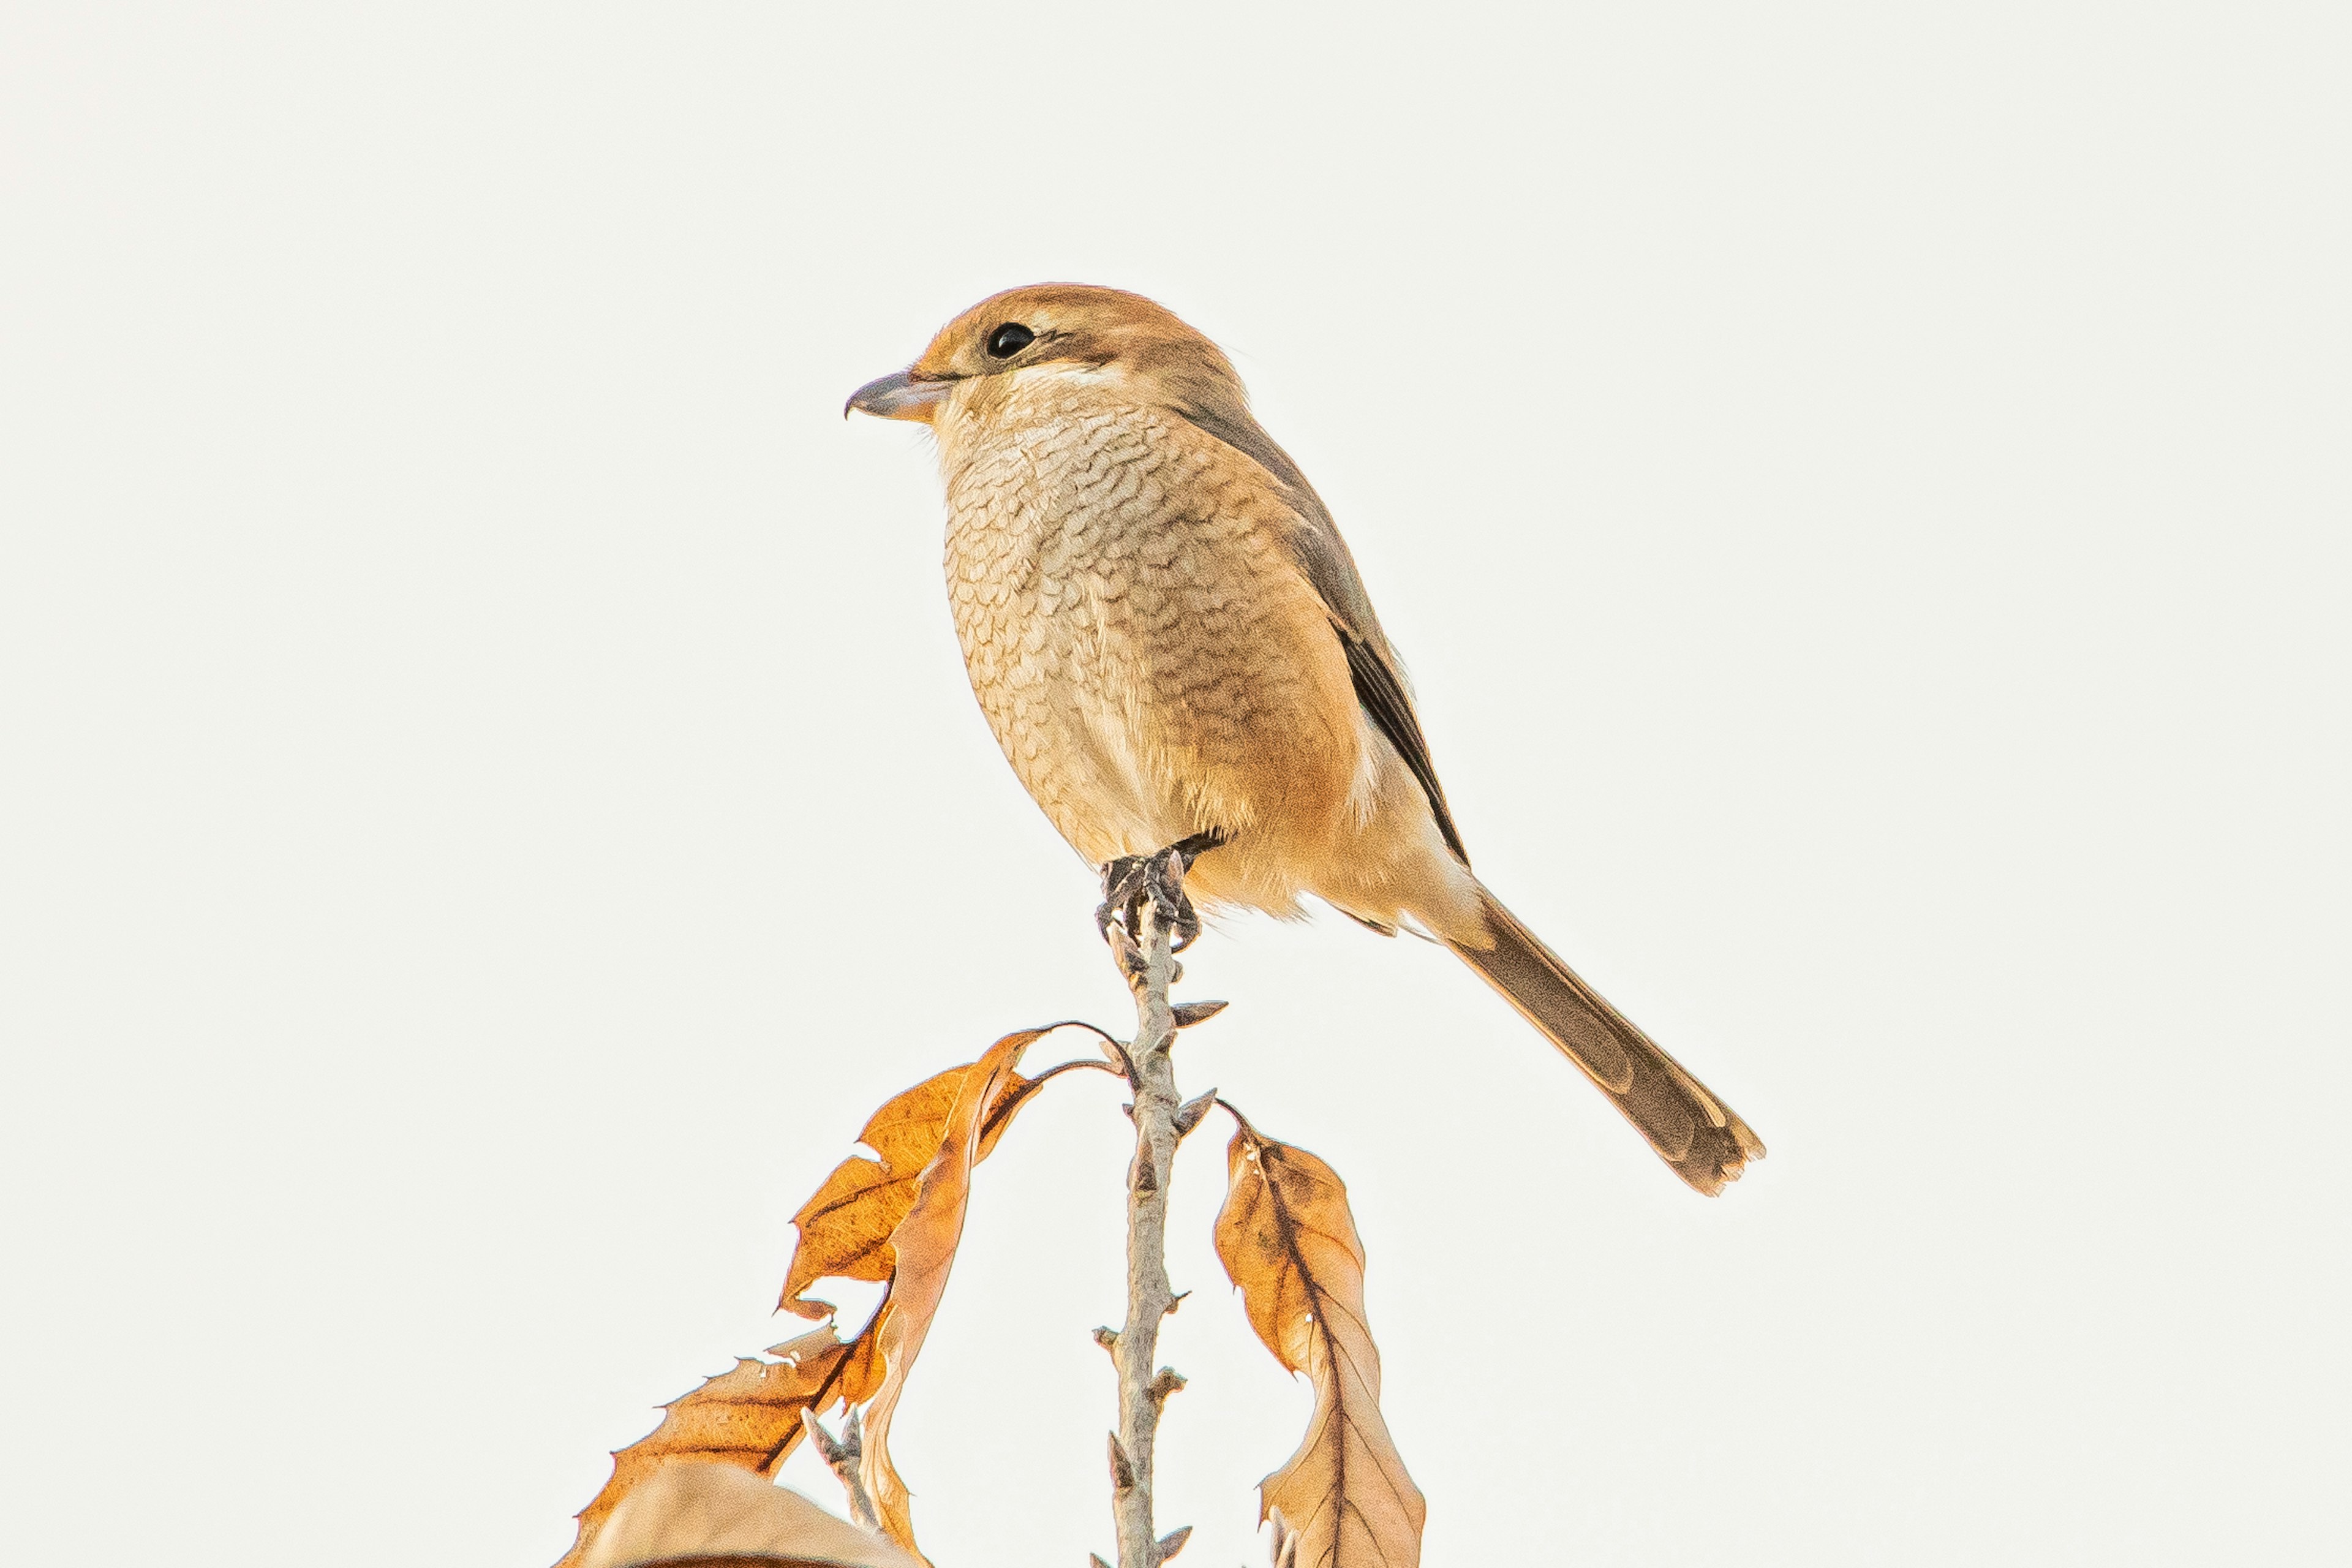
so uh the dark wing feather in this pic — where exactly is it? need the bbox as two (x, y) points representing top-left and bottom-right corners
(1336, 620), (1469, 864)
(1175, 402), (1471, 867)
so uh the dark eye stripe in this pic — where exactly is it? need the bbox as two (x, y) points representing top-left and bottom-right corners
(985, 322), (1036, 358)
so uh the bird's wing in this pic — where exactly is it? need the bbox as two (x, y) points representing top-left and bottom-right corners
(1174, 404), (1470, 866)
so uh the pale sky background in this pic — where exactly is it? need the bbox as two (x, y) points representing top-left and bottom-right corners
(2, 4), (2346, 1566)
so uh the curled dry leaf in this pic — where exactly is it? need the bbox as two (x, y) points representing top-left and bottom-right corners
(1213, 1123), (1425, 1568)
(555, 1327), (857, 1568)
(855, 1026), (1040, 1562)
(559, 1028), (1058, 1568)
(779, 1032), (1049, 1320)
(581, 1458), (924, 1568)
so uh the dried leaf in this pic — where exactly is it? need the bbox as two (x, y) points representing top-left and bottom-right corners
(582, 1459), (923, 1568)
(562, 1028), (1057, 1568)
(1213, 1125), (1425, 1568)
(556, 1327), (856, 1568)
(779, 1042), (1041, 1319)
(856, 1027), (1038, 1561)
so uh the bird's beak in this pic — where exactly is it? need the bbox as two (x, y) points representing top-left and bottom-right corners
(844, 368), (952, 423)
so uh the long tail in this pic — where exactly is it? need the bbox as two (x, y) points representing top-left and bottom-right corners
(1448, 884), (1764, 1194)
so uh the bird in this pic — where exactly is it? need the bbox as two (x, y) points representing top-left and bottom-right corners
(846, 284), (1763, 1194)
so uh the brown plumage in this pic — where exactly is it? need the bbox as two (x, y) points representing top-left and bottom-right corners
(848, 285), (1763, 1193)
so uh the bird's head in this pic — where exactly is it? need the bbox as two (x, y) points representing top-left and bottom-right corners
(845, 284), (1246, 428)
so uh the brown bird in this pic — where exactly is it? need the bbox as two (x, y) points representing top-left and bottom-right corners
(847, 285), (1763, 1193)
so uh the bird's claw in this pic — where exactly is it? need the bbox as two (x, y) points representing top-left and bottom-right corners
(1095, 831), (1227, 970)
(1095, 854), (1150, 947)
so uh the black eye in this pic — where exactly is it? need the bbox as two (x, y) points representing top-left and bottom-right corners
(986, 322), (1036, 358)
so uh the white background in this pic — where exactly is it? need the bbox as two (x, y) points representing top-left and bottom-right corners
(3, 4), (2346, 1564)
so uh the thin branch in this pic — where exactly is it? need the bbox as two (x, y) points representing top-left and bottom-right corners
(1029, 1057), (1123, 1085)
(1102, 848), (1198, 1568)
(979, 1055), (1121, 1143)
(798, 1406), (880, 1533)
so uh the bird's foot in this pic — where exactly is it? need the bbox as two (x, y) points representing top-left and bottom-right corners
(1096, 831), (1227, 976)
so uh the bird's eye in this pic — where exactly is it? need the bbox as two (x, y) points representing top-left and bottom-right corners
(986, 322), (1036, 358)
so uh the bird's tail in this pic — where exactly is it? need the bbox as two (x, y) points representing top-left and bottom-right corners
(1446, 884), (1764, 1194)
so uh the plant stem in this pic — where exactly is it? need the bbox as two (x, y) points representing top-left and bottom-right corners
(797, 1407), (880, 1533)
(1110, 886), (1182, 1568)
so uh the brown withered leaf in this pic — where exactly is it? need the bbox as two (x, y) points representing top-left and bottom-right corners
(1213, 1123), (1425, 1568)
(855, 1027), (1038, 1562)
(562, 1027), (1060, 1568)
(779, 1033), (1050, 1320)
(581, 1460), (923, 1568)
(555, 1326), (858, 1568)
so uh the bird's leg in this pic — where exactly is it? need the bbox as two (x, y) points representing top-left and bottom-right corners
(1097, 831), (1229, 976)
(1096, 853), (1152, 962)
(1145, 832), (1224, 953)
(1164, 827), (1228, 869)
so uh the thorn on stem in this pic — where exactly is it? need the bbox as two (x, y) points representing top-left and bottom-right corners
(1093, 1325), (1120, 1356)
(1107, 1433), (1136, 1492)
(1154, 1524), (1193, 1563)
(1091, 1556), (1114, 1568)
(1106, 922), (1145, 980)
(1148, 1367), (1186, 1404)
(1172, 1088), (1217, 1137)
(1170, 1000), (1227, 1028)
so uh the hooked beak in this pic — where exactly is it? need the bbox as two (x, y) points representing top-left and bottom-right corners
(844, 368), (954, 423)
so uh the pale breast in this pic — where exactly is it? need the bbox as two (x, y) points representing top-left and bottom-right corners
(935, 376), (1360, 875)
